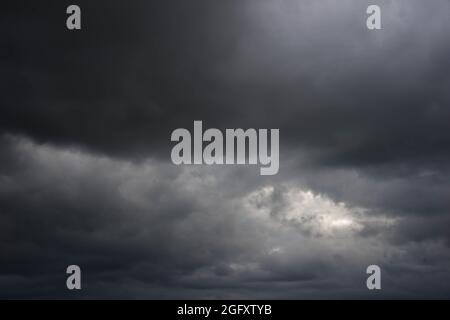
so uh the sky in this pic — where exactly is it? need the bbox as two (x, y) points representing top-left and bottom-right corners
(1, 0), (450, 299)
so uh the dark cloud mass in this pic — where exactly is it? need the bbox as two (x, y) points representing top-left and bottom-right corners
(1, 0), (450, 298)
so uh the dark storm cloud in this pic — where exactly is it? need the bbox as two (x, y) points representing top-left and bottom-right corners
(1, 135), (449, 299)
(0, 135), (259, 298)
(1, 0), (249, 158)
(1, 0), (450, 298)
(2, 0), (450, 167)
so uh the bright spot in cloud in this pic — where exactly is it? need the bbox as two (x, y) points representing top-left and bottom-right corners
(243, 185), (395, 238)
(329, 218), (354, 228)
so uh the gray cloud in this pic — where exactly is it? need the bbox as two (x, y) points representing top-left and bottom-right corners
(1, 0), (450, 298)
(1, 135), (449, 298)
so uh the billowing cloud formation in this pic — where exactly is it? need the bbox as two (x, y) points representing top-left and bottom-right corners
(1, 0), (450, 298)
(1, 135), (449, 298)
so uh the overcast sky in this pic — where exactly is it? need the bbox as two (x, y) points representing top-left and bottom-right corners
(1, 0), (450, 298)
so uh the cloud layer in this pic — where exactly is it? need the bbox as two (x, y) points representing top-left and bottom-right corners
(1, 0), (450, 298)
